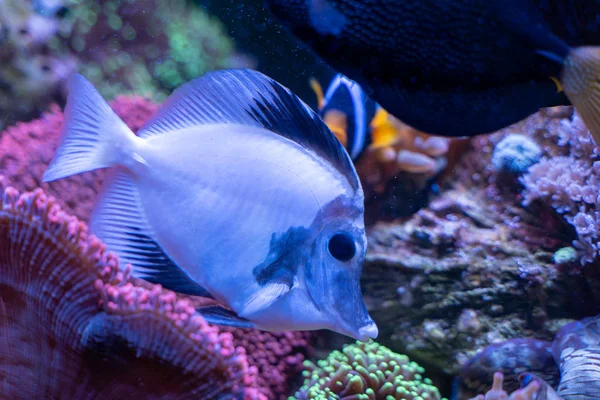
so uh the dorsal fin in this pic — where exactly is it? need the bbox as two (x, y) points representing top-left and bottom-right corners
(138, 68), (359, 191)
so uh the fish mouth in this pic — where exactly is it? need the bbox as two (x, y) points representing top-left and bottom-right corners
(336, 320), (379, 342)
(357, 322), (379, 342)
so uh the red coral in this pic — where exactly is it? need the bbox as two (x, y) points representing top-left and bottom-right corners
(221, 328), (313, 400)
(0, 181), (264, 399)
(0, 96), (158, 222)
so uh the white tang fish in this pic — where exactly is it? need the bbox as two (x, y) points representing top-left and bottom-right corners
(42, 70), (378, 341)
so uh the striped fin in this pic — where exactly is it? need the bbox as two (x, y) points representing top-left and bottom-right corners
(90, 170), (213, 298)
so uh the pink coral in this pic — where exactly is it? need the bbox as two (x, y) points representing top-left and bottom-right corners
(0, 96), (158, 221)
(0, 180), (264, 399)
(221, 328), (313, 400)
(521, 112), (600, 264)
(0, 96), (313, 398)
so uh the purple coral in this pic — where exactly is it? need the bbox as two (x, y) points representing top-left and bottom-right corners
(0, 181), (264, 399)
(521, 112), (600, 264)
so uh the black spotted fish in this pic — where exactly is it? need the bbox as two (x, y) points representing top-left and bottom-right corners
(265, 0), (600, 142)
(42, 70), (378, 341)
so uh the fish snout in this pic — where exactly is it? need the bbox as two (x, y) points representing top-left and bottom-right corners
(357, 321), (379, 342)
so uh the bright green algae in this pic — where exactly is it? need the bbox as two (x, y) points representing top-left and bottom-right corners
(293, 341), (446, 400)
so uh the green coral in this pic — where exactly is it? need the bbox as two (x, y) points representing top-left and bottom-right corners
(53, 0), (237, 100)
(152, 1), (234, 91)
(293, 341), (445, 400)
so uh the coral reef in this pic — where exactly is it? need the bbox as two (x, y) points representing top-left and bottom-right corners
(221, 328), (313, 400)
(491, 134), (542, 174)
(357, 110), (450, 185)
(361, 107), (596, 381)
(0, 180), (264, 399)
(358, 112), (460, 220)
(56, 0), (250, 100)
(459, 339), (559, 395)
(0, 0), (76, 129)
(0, 0), (250, 129)
(520, 112), (600, 265)
(552, 314), (600, 398)
(0, 96), (158, 221)
(468, 372), (554, 400)
(293, 340), (445, 400)
(0, 95), (313, 398)
(460, 313), (600, 399)
(355, 110), (452, 200)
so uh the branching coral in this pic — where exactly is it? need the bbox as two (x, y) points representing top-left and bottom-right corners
(520, 113), (600, 264)
(0, 180), (265, 399)
(450, 106), (600, 265)
(293, 340), (444, 400)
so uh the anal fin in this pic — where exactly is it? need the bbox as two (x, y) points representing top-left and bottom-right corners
(197, 305), (255, 329)
(91, 170), (213, 298)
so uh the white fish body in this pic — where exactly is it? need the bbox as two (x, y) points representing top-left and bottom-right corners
(127, 124), (350, 312)
(43, 70), (378, 340)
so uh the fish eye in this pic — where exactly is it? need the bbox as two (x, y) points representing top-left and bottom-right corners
(328, 233), (356, 262)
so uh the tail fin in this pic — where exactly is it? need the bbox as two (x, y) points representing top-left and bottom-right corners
(42, 74), (136, 182)
(561, 47), (600, 145)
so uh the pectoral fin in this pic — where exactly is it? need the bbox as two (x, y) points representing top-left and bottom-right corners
(238, 282), (291, 318)
(197, 305), (255, 329)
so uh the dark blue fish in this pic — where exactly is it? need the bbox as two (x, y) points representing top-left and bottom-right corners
(265, 0), (600, 143)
